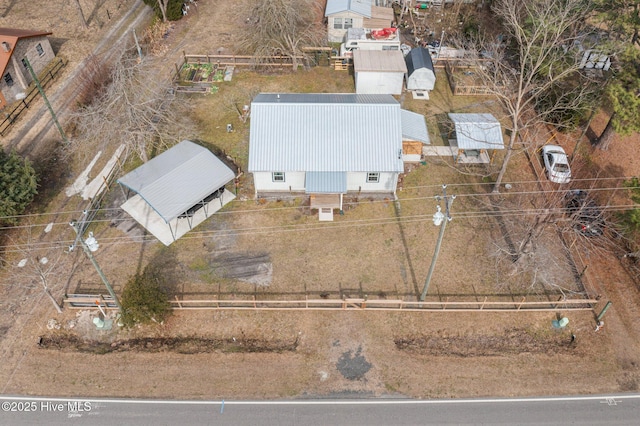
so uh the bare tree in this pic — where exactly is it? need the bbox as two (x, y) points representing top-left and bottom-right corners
(465, 0), (596, 193)
(1, 227), (72, 314)
(69, 50), (194, 163)
(237, 0), (326, 70)
(73, 0), (88, 29)
(156, 0), (168, 22)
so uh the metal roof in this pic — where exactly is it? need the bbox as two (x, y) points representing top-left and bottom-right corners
(117, 140), (236, 223)
(353, 50), (408, 73)
(325, 0), (372, 17)
(305, 172), (348, 194)
(248, 93), (404, 173)
(401, 110), (430, 144)
(448, 113), (505, 150)
(405, 47), (435, 76)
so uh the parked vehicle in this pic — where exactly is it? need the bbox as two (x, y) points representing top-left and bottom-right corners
(542, 145), (571, 184)
(565, 190), (605, 237)
(339, 27), (401, 58)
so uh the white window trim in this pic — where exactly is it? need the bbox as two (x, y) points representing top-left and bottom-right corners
(35, 43), (44, 56)
(367, 173), (380, 183)
(333, 18), (343, 29)
(272, 172), (285, 182)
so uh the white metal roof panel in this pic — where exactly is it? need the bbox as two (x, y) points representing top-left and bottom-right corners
(305, 172), (348, 194)
(354, 50), (408, 73)
(249, 94), (404, 173)
(401, 110), (430, 144)
(448, 113), (505, 150)
(117, 140), (236, 223)
(325, 0), (372, 17)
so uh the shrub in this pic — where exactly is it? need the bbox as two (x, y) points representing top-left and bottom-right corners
(142, 0), (185, 22)
(0, 150), (38, 225)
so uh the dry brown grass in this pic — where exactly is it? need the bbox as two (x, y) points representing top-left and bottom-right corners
(1, 0), (638, 402)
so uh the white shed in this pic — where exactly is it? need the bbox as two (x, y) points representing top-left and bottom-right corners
(405, 47), (436, 92)
(354, 50), (407, 95)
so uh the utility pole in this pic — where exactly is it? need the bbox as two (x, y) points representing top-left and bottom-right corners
(420, 184), (455, 301)
(69, 213), (121, 311)
(23, 57), (68, 144)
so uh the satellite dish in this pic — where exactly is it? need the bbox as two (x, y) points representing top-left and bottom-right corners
(15, 92), (26, 100)
(17, 258), (28, 268)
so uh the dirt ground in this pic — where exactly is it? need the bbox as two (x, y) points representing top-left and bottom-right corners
(1, 0), (639, 401)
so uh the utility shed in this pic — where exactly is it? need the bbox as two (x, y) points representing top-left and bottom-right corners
(117, 140), (236, 246)
(447, 113), (504, 164)
(405, 47), (436, 92)
(401, 109), (430, 162)
(353, 50), (407, 95)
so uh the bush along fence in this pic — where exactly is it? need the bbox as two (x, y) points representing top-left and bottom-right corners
(0, 58), (66, 137)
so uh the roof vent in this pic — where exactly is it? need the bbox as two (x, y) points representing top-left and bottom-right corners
(1, 42), (10, 52)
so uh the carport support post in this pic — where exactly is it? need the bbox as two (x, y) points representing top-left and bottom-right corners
(420, 185), (455, 301)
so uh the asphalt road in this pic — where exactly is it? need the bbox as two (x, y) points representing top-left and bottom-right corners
(1, 394), (639, 425)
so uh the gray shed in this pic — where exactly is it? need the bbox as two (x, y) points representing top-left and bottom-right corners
(117, 140), (236, 245)
(405, 47), (436, 91)
(447, 113), (504, 164)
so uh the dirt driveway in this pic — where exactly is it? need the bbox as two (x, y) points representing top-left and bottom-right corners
(1, 0), (639, 401)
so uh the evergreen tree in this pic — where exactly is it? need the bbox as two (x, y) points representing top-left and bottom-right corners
(0, 150), (38, 224)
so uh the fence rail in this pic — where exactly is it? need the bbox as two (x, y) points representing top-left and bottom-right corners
(0, 58), (66, 136)
(64, 294), (597, 312)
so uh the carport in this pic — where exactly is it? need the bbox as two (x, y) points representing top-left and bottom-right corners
(117, 140), (236, 246)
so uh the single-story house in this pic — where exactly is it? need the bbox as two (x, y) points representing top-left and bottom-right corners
(353, 49), (407, 95)
(447, 113), (504, 164)
(117, 140), (236, 245)
(0, 28), (55, 109)
(325, 0), (395, 43)
(248, 93), (428, 221)
(405, 47), (436, 96)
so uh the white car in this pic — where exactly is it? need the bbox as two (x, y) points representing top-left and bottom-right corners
(542, 145), (571, 184)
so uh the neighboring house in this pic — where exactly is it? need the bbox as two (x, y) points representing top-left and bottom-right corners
(405, 47), (436, 94)
(248, 93), (428, 221)
(117, 140), (237, 246)
(447, 113), (504, 164)
(0, 28), (54, 110)
(325, 0), (394, 43)
(353, 50), (407, 95)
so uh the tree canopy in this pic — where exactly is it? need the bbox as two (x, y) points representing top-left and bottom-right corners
(0, 150), (38, 225)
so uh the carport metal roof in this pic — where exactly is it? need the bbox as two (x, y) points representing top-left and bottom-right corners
(448, 113), (505, 150)
(117, 140), (235, 223)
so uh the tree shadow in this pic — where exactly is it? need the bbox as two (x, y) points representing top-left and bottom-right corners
(0, 0), (19, 18)
(86, 0), (108, 26)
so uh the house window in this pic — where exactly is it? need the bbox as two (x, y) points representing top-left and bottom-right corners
(367, 173), (380, 183)
(344, 18), (353, 29)
(272, 172), (285, 182)
(21, 58), (28, 69)
(4, 73), (13, 86)
(333, 18), (343, 29)
(35, 43), (44, 56)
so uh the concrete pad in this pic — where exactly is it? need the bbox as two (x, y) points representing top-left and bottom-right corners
(121, 189), (236, 246)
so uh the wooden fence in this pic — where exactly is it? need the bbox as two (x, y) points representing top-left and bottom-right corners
(444, 62), (493, 96)
(0, 58), (66, 136)
(64, 294), (597, 312)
